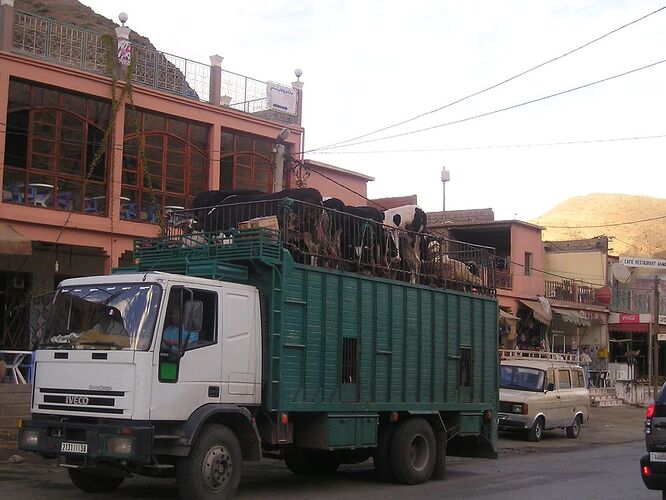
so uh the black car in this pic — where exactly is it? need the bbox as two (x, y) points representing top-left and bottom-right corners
(641, 383), (666, 498)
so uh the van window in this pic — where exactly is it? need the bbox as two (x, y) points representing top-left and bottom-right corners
(546, 369), (555, 389)
(500, 365), (545, 392)
(572, 370), (584, 388)
(558, 369), (571, 389)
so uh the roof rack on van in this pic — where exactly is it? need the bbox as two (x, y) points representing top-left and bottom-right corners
(499, 349), (579, 364)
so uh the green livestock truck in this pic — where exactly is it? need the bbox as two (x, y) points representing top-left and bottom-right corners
(19, 198), (499, 499)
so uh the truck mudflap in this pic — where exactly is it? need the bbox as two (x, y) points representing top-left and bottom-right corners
(18, 417), (153, 465)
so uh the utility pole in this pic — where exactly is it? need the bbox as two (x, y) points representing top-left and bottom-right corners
(654, 276), (661, 398)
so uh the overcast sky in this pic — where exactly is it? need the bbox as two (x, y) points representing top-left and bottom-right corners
(81, 0), (666, 221)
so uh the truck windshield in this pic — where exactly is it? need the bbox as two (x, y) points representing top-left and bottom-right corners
(39, 284), (162, 351)
(500, 365), (545, 392)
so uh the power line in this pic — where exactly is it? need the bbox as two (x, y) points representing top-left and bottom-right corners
(305, 133), (666, 155)
(308, 58), (666, 153)
(543, 213), (666, 229)
(306, 4), (666, 153)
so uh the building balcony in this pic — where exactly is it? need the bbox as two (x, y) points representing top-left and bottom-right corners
(611, 286), (666, 314)
(544, 279), (603, 306)
(9, 10), (299, 125)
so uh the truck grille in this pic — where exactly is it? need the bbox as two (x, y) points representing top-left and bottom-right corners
(37, 387), (126, 415)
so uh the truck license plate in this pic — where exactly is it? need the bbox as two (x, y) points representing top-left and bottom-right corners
(61, 442), (87, 454)
(650, 452), (666, 462)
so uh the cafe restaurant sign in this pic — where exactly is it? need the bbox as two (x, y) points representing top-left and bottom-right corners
(620, 256), (666, 269)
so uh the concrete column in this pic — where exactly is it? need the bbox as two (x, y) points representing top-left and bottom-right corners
(0, 70), (9, 206)
(292, 79), (304, 127)
(208, 119), (221, 190)
(108, 100), (126, 269)
(115, 24), (131, 80)
(0, 0), (15, 53)
(209, 54), (223, 106)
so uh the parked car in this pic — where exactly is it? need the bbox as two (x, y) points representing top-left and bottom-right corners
(641, 382), (666, 498)
(498, 350), (590, 442)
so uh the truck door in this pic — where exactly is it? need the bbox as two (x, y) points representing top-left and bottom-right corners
(150, 285), (222, 421)
(556, 368), (576, 426)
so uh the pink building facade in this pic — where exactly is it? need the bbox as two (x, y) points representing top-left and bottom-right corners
(0, 4), (371, 348)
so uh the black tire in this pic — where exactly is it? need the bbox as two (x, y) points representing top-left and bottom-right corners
(67, 469), (124, 493)
(527, 417), (544, 442)
(662, 489), (666, 500)
(284, 446), (314, 475)
(284, 447), (339, 475)
(432, 427), (447, 481)
(176, 424), (241, 500)
(566, 415), (582, 439)
(374, 423), (395, 482)
(389, 418), (436, 485)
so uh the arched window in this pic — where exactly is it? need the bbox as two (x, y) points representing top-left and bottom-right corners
(121, 109), (209, 223)
(2, 80), (110, 213)
(220, 130), (288, 192)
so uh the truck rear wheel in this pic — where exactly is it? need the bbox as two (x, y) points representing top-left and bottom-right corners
(285, 447), (339, 475)
(374, 423), (395, 482)
(389, 418), (436, 485)
(177, 424), (241, 500)
(67, 469), (124, 493)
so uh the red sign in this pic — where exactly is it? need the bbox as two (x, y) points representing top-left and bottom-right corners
(594, 286), (612, 305)
(618, 313), (640, 323)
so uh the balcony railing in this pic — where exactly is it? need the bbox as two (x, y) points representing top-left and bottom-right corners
(611, 287), (666, 314)
(11, 11), (297, 124)
(495, 269), (513, 290)
(544, 280), (602, 305)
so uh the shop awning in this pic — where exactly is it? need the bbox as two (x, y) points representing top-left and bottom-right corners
(0, 224), (32, 255)
(552, 307), (591, 327)
(519, 299), (552, 325)
(499, 309), (520, 322)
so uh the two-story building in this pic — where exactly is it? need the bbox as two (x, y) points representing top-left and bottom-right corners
(0, 2), (371, 348)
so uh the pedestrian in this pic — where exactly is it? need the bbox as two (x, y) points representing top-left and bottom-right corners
(580, 347), (592, 388)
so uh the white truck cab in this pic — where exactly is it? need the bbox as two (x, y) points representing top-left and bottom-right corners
(21, 272), (263, 495)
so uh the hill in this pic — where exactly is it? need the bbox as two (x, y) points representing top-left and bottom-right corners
(530, 193), (666, 257)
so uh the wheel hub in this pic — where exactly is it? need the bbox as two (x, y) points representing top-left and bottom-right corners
(409, 433), (430, 472)
(202, 445), (232, 491)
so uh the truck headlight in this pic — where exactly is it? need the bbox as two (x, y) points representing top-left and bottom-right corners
(511, 404), (526, 414)
(104, 436), (134, 457)
(22, 430), (40, 448)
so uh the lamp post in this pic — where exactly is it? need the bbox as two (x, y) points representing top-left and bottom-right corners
(441, 166), (450, 213)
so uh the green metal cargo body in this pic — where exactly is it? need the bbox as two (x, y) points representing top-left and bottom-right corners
(266, 262), (498, 415)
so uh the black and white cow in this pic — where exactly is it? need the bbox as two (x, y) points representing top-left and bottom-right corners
(381, 205), (428, 273)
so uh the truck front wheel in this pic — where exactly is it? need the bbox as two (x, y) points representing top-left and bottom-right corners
(177, 424), (242, 500)
(389, 418), (436, 485)
(67, 469), (124, 493)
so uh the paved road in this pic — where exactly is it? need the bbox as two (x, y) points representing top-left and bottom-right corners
(0, 405), (654, 499)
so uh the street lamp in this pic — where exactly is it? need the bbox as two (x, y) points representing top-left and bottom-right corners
(441, 166), (450, 213)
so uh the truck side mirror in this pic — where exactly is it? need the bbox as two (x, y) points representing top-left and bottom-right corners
(546, 382), (555, 392)
(182, 300), (203, 333)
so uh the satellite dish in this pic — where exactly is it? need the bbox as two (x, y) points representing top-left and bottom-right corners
(611, 263), (632, 284)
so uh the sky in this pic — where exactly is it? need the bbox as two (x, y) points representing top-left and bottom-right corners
(80, 0), (666, 221)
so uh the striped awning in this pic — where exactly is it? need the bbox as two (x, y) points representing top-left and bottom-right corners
(552, 307), (591, 327)
(519, 299), (552, 325)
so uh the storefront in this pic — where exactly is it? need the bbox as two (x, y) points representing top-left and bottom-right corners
(608, 313), (666, 380)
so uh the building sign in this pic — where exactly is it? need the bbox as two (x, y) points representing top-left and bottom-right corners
(620, 256), (666, 269)
(609, 313), (666, 325)
(267, 82), (297, 115)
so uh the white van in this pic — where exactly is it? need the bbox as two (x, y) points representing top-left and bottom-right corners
(498, 350), (590, 442)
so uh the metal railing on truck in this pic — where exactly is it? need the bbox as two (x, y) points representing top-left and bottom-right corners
(132, 198), (497, 296)
(499, 349), (579, 364)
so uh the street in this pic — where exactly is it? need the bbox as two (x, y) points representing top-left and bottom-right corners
(0, 406), (657, 499)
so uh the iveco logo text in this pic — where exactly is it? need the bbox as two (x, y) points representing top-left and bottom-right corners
(66, 396), (89, 406)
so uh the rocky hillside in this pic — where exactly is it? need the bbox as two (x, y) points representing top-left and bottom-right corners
(531, 193), (666, 257)
(16, 0), (156, 50)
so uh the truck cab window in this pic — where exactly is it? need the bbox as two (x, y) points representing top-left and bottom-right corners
(162, 288), (217, 352)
